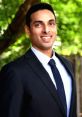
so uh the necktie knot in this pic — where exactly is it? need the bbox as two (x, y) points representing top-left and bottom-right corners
(48, 59), (56, 68)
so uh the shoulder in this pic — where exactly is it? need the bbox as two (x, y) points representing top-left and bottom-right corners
(55, 52), (73, 71)
(55, 52), (71, 63)
(0, 49), (35, 79)
(0, 49), (32, 72)
(0, 51), (27, 80)
(1, 55), (24, 72)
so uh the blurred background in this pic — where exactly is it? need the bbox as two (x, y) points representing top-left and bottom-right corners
(0, 0), (82, 116)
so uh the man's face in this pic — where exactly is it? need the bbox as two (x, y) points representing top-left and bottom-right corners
(25, 9), (57, 53)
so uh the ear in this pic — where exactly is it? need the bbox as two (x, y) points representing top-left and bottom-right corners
(24, 25), (30, 36)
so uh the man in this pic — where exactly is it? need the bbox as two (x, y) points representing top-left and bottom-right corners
(0, 2), (77, 117)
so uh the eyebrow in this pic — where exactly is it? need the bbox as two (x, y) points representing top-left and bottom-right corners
(33, 19), (56, 24)
(48, 19), (56, 22)
(33, 20), (43, 24)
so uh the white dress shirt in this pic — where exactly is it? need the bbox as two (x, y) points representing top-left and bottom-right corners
(31, 47), (72, 117)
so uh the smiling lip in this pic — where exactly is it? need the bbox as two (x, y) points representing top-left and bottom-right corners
(41, 35), (52, 39)
(41, 36), (52, 42)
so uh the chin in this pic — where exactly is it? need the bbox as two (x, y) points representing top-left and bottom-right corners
(42, 46), (52, 50)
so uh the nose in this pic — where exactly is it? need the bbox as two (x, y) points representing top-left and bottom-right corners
(43, 25), (50, 34)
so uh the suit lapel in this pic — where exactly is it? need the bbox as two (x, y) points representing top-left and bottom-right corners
(55, 53), (77, 116)
(24, 49), (68, 116)
(55, 53), (74, 79)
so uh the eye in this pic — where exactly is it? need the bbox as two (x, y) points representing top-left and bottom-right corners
(49, 21), (55, 26)
(35, 23), (41, 27)
(48, 19), (56, 27)
(34, 22), (42, 27)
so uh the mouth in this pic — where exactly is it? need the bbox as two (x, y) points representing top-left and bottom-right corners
(41, 35), (52, 40)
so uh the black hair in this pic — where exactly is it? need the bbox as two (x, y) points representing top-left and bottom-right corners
(25, 2), (56, 27)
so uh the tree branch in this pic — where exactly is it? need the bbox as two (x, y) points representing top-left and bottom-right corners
(0, 0), (40, 54)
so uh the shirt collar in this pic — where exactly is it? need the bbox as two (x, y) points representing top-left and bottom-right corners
(31, 47), (55, 65)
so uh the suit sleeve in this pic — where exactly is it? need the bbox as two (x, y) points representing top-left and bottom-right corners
(0, 64), (24, 117)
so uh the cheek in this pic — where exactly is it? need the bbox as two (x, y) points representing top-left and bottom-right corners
(30, 30), (41, 41)
(31, 26), (42, 34)
(31, 29), (40, 36)
(52, 30), (57, 38)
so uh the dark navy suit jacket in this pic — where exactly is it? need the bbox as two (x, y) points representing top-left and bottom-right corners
(0, 49), (77, 117)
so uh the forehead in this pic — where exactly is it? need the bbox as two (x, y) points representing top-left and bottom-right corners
(30, 9), (56, 22)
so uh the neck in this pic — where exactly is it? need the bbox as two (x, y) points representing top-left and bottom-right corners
(32, 47), (53, 57)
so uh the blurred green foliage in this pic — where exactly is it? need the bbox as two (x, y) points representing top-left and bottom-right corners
(0, 0), (23, 35)
(0, 0), (82, 69)
(0, 34), (31, 69)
